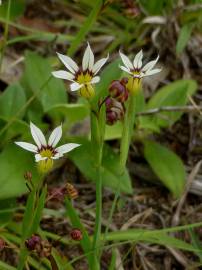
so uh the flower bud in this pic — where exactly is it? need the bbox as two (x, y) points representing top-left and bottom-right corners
(105, 97), (125, 125)
(109, 79), (128, 103)
(25, 234), (52, 258)
(70, 229), (83, 241)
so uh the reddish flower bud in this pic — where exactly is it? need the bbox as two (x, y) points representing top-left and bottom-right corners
(25, 234), (41, 251)
(25, 234), (52, 258)
(70, 229), (83, 241)
(105, 97), (125, 125)
(0, 238), (5, 251)
(109, 79), (128, 103)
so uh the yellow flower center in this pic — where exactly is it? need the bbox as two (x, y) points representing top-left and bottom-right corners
(38, 148), (54, 173)
(126, 77), (141, 95)
(76, 72), (92, 84)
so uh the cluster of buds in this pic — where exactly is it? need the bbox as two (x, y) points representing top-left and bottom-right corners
(25, 234), (52, 258)
(105, 78), (129, 125)
(48, 182), (78, 202)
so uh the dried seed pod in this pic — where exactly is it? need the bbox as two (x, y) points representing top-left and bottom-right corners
(25, 234), (41, 251)
(65, 183), (78, 199)
(39, 240), (52, 258)
(0, 238), (5, 251)
(24, 171), (32, 181)
(25, 234), (52, 258)
(109, 79), (128, 103)
(70, 229), (83, 241)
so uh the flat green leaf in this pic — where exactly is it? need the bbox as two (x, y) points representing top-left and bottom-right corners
(0, 144), (39, 199)
(139, 79), (197, 130)
(46, 103), (89, 124)
(69, 142), (132, 194)
(0, 198), (16, 228)
(0, 83), (26, 120)
(23, 51), (67, 112)
(0, 0), (25, 20)
(143, 140), (186, 197)
(176, 23), (194, 55)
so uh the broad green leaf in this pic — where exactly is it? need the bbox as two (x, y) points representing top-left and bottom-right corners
(69, 142), (132, 194)
(0, 144), (39, 199)
(23, 51), (67, 112)
(0, 83), (26, 120)
(143, 140), (186, 197)
(139, 79), (197, 130)
(0, 198), (16, 228)
(176, 23), (194, 55)
(105, 122), (123, 140)
(46, 103), (89, 124)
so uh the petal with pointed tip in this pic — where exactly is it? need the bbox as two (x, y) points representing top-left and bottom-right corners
(15, 142), (38, 153)
(70, 82), (83, 91)
(119, 51), (133, 70)
(92, 55), (109, 75)
(82, 43), (94, 71)
(133, 50), (143, 69)
(55, 143), (80, 156)
(56, 52), (79, 74)
(30, 122), (47, 148)
(119, 65), (132, 75)
(142, 55), (159, 72)
(142, 68), (162, 77)
(52, 70), (75, 81)
(48, 125), (62, 147)
(90, 76), (100, 84)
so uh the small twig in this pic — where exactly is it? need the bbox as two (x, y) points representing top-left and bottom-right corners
(137, 105), (202, 116)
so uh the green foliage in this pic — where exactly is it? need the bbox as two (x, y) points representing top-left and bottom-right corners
(176, 23), (195, 55)
(0, 0), (25, 19)
(0, 83), (26, 120)
(22, 51), (67, 113)
(139, 79), (197, 131)
(0, 144), (38, 199)
(143, 140), (186, 198)
(69, 142), (132, 194)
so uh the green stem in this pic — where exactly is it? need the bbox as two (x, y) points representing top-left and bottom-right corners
(90, 105), (105, 268)
(0, 0), (11, 72)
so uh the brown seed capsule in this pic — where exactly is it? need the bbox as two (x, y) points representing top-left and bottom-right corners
(25, 234), (41, 251)
(65, 183), (78, 199)
(24, 171), (32, 181)
(70, 229), (83, 241)
(25, 234), (52, 258)
(0, 238), (5, 251)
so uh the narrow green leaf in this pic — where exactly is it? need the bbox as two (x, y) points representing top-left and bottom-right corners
(143, 140), (186, 197)
(176, 23), (194, 55)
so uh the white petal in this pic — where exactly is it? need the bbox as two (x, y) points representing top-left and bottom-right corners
(30, 122), (47, 148)
(133, 50), (143, 69)
(15, 142), (38, 153)
(119, 51), (133, 70)
(52, 153), (61, 159)
(70, 82), (83, 91)
(142, 68), (162, 77)
(35, 154), (47, 162)
(55, 143), (80, 155)
(90, 76), (100, 84)
(119, 65), (132, 75)
(82, 43), (94, 71)
(92, 54), (109, 75)
(142, 55), (159, 72)
(56, 52), (79, 74)
(52, 70), (75, 81)
(48, 125), (62, 147)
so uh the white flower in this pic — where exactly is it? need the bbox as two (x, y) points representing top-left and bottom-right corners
(52, 43), (109, 96)
(15, 123), (80, 172)
(119, 50), (161, 78)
